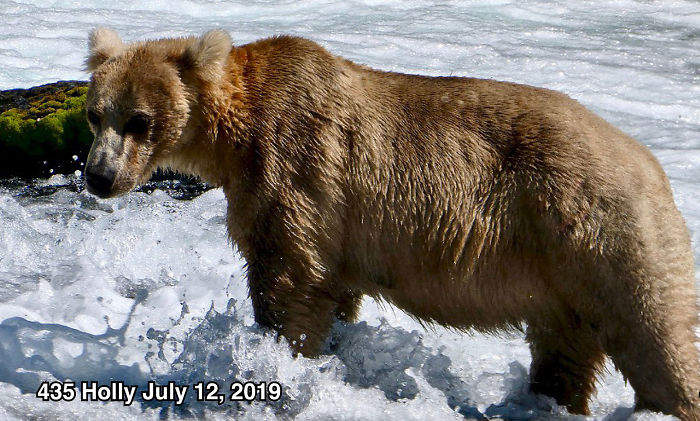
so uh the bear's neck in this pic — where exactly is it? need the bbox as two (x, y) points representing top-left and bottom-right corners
(172, 38), (357, 198)
(172, 48), (251, 187)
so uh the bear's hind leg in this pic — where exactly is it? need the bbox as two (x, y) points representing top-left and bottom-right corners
(539, 180), (700, 418)
(527, 321), (605, 414)
(575, 224), (700, 420)
(595, 276), (700, 420)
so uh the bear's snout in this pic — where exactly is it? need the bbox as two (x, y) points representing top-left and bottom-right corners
(85, 166), (116, 198)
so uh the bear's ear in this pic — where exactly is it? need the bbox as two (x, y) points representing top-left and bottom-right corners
(85, 28), (123, 71)
(180, 29), (232, 81)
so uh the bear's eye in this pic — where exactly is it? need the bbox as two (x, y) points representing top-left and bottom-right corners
(124, 113), (151, 136)
(87, 110), (101, 128)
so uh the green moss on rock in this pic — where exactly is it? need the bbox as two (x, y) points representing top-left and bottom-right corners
(0, 81), (91, 177)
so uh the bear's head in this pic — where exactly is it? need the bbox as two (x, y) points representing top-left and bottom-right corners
(83, 28), (232, 198)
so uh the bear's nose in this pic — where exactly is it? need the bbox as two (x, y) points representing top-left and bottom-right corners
(85, 167), (115, 197)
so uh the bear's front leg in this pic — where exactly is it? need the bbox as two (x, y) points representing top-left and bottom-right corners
(247, 255), (338, 357)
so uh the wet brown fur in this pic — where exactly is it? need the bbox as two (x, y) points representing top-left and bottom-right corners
(84, 29), (700, 419)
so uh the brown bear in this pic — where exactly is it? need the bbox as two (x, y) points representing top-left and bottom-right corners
(82, 28), (700, 419)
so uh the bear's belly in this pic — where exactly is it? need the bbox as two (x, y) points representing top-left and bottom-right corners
(349, 255), (546, 330)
